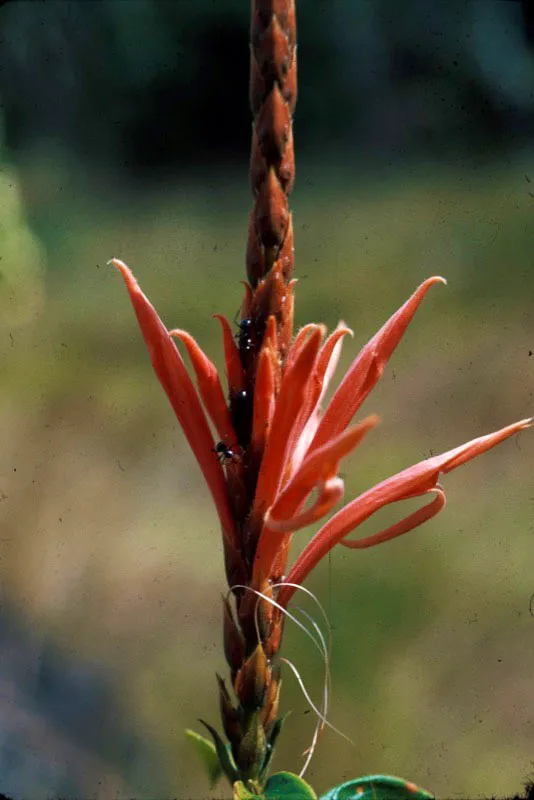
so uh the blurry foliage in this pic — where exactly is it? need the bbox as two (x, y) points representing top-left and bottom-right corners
(0, 125), (45, 329)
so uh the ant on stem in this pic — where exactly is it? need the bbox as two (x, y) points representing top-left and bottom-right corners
(235, 316), (254, 355)
(212, 441), (241, 465)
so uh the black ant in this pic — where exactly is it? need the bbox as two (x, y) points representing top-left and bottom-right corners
(235, 317), (254, 355)
(212, 441), (241, 464)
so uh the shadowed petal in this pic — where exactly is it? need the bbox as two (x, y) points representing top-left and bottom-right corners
(214, 314), (245, 394)
(310, 277), (446, 452)
(170, 329), (237, 446)
(280, 417), (532, 606)
(251, 344), (276, 458)
(112, 259), (237, 546)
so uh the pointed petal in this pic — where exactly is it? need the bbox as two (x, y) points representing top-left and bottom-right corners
(315, 323), (353, 394)
(280, 417), (532, 606)
(311, 277), (446, 452)
(291, 324), (353, 471)
(279, 325), (352, 479)
(263, 314), (278, 353)
(214, 314), (245, 394)
(170, 329), (237, 445)
(285, 323), (325, 374)
(112, 259), (237, 545)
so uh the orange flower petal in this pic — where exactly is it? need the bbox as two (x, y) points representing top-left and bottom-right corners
(310, 277), (445, 452)
(112, 259), (237, 546)
(280, 417), (532, 606)
(315, 323), (353, 387)
(263, 313), (278, 352)
(339, 485), (446, 549)
(251, 344), (276, 458)
(252, 416), (378, 586)
(214, 314), (245, 394)
(273, 415), (379, 522)
(285, 323), (325, 374)
(266, 476), (345, 534)
(170, 329), (237, 446)
(291, 324), (353, 472)
(252, 326), (323, 520)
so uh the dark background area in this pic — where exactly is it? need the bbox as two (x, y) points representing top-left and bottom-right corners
(2, 1), (534, 179)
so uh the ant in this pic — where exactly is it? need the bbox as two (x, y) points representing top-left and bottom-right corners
(212, 441), (241, 464)
(235, 317), (254, 355)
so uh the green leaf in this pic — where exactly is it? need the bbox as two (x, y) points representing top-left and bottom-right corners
(185, 728), (223, 787)
(234, 780), (266, 800)
(319, 775), (435, 800)
(265, 771), (317, 800)
(199, 719), (240, 786)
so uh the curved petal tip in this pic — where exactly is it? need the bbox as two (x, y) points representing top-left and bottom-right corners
(426, 275), (447, 287)
(109, 257), (136, 283)
(335, 321), (354, 338)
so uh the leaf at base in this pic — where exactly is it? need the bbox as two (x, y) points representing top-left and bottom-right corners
(319, 775), (435, 800)
(199, 718), (241, 786)
(185, 728), (223, 788)
(265, 771), (317, 800)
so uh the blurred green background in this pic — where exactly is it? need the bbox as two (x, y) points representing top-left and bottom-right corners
(0, 1), (533, 798)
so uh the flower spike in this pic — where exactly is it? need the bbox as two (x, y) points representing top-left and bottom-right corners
(113, 0), (534, 781)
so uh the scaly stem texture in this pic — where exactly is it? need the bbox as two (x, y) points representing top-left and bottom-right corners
(219, 0), (298, 785)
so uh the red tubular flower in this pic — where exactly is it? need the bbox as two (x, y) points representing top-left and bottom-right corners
(112, 258), (531, 613)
